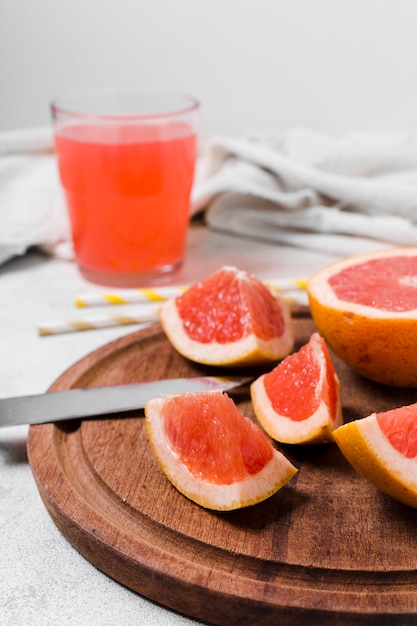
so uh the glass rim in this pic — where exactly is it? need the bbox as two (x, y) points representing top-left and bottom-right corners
(51, 89), (200, 121)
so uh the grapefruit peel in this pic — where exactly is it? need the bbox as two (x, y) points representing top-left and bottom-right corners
(145, 391), (298, 511)
(251, 333), (343, 444)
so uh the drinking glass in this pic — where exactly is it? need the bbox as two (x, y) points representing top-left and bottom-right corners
(52, 90), (200, 287)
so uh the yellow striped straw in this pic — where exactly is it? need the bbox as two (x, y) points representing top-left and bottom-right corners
(38, 281), (309, 336)
(38, 305), (160, 336)
(75, 285), (188, 307)
(74, 279), (306, 307)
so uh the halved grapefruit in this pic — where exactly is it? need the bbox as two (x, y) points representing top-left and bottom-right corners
(145, 390), (298, 510)
(307, 247), (417, 386)
(333, 403), (417, 507)
(159, 266), (294, 367)
(251, 333), (343, 444)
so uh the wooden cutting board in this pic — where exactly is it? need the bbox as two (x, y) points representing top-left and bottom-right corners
(27, 309), (417, 626)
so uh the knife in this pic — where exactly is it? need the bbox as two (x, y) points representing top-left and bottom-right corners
(0, 375), (252, 428)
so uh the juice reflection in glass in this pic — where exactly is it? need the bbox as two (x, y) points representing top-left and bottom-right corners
(52, 91), (199, 287)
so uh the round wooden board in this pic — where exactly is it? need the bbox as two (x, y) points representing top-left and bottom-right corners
(27, 311), (417, 626)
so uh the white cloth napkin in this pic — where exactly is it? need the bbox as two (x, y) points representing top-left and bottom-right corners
(0, 126), (72, 266)
(3, 125), (417, 267)
(192, 129), (417, 256)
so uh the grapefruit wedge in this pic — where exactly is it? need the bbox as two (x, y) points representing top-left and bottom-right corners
(307, 247), (417, 386)
(159, 265), (294, 367)
(145, 391), (298, 511)
(333, 403), (417, 507)
(251, 333), (343, 444)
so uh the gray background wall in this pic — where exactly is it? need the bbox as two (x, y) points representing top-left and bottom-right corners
(2, 0), (417, 135)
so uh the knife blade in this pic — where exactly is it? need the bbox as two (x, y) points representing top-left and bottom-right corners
(0, 375), (252, 428)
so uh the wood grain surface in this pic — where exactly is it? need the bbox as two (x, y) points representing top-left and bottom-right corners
(27, 309), (417, 626)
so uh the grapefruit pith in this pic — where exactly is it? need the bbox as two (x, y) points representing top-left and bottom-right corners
(159, 266), (294, 367)
(307, 247), (417, 387)
(333, 403), (417, 507)
(145, 391), (298, 511)
(251, 333), (343, 444)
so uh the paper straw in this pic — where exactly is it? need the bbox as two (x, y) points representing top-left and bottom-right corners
(38, 305), (160, 336)
(38, 288), (308, 337)
(75, 285), (188, 307)
(265, 278), (307, 292)
(74, 278), (307, 307)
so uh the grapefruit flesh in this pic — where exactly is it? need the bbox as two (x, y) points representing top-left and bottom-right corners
(333, 403), (417, 507)
(377, 405), (417, 458)
(145, 390), (298, 511)
(251, 333), (343, 444)
(328, 256), (417, 311)
(307, 247), (417, 387)
(159, 266), (294, 367)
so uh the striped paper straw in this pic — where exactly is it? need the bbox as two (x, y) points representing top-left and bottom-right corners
(75, 285), (188, 307)
(38, 305), (160, 336)
(74, 278), (307, 307)
(38, 290), (308, 336)
(265, 278), (307, 292)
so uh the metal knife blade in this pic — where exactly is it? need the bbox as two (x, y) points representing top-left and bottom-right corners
(0, 376), (252, 428)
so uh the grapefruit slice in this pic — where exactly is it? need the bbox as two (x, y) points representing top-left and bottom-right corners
(333, 404), (417, 507)
(159, 265), (294, 367)
(307, 247), (417, 386)
(250, 333), (343, 444)
(145, 390), (298, 511)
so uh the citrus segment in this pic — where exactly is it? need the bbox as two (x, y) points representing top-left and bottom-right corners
(145, 391), (298, 510)
(251, 333), (343, 444)
(159, 266), (294, 367)
(376, 406), (417, 458)
(307, 247), (417, 386)
(333, 403), (417, 507)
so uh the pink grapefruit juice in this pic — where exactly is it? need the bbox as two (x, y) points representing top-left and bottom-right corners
(55, 123), (197, 284)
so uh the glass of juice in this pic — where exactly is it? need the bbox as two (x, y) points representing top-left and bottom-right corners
(51, 90), (200, 287)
